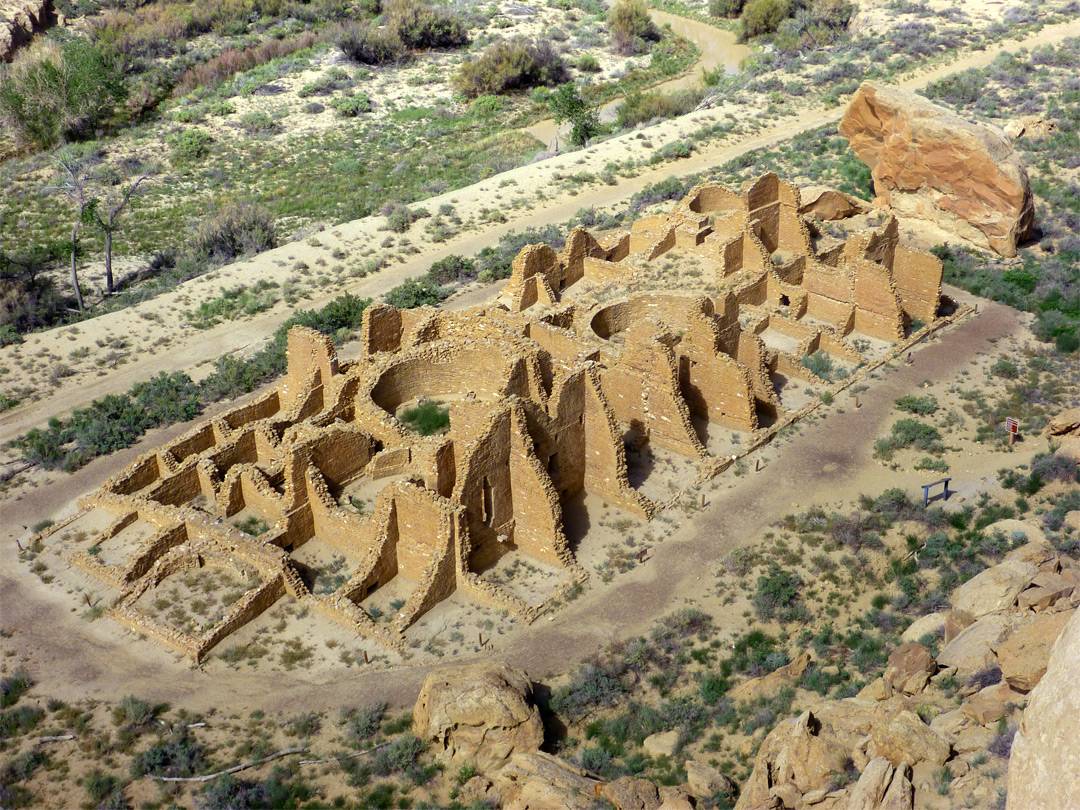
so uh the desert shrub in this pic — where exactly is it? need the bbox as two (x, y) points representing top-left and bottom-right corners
(752, 564), (803, 620)
(371, 734), (424, 775)
(453, 38), (567, 97)
(384, 203), (425, 232)
(427, 255), (475, 284)
(874, 418), (944, 459)
(0, 673), (31, 709)
(130, 731), (206, 778)
(338, 22), (406, 65)
(0, 38), (125, 150)
(386, 0), (469, 49)
(550, 660), (629, 718)
(475, 225), (566, 282)
(167, 129), (212, 162)
(651, 138), (693, 163)
(651, 608), (712, 645)
(740, 0), (795, 38)
(710, 0), (746, 17)
(84, 770), (124, 803)
(384, 276), (447, 308)
(576, 53), (601, 72)
(329, 94), (372, 117)
(801, 350), (845, 380)
(629, 175), (691, 211)
(176, 32), (318, 94)
(400, 399), (450, 435)
(341, 701), (387, 742)
(130, 372), (201, 426)
(728, 630), (789, 676)
(617, 87), (702, 128)
(69, 394), (150, 457)
(199, 767), (314, 810)
(183, 201), (276, 267)
(608, 0), (660, 54)
(239, 110), (279, 134)
(895, 395), (938, 415)
(14, 419), (70, 470)
(0, 706), (45, 740)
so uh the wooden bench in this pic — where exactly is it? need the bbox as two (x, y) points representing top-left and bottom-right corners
(921, 477), (952, 507)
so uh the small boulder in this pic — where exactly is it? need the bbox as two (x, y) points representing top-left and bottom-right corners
(996, 609), (1074, 692)
(943, 609), (975, 644)
(643, 730), (679, 759)
(799, 186), (871, 220)
(882, 643), (937, 695)
(657, 785), (695, 809)
(601, 776), (660, 810)
(1047, 407), (1080, 436)
(685, 760), (737, 801)
(955, 725), (998, 755)
(952, 559), (1038, 618)
(880, 761), (914, 810)
(900, 612), (947, 644)
(413, 662), (544, 772)
(961, 683), (1011, 726)
(871, 710), (951, 767)
(847, 757), (894, 809)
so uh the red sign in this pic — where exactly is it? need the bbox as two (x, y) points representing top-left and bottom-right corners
(1006, 417), (1019, 434)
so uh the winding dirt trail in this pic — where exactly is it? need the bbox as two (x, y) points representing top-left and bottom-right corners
(2, 17), (1078, 445)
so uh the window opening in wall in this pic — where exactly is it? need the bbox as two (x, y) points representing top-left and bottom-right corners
(779, 294), (790, 307)
(547, 452), (559, 480)
(482, 476), (493, 526)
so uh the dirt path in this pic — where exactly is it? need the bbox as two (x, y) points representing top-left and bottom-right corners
(0, 293), (1039, 714)
(2, 17), (1079, 445)
(525, 9), (748, 145)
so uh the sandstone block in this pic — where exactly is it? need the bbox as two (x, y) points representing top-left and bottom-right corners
(643, 730), (679, 758)
(1047, 407), (1080, 436)
(899, 611), (947, 644)
(684, 760), (736, 801)
(799, 186), (871, 221)
(938, 613), (1018, 674)
(730, 652), (813, 702)
(943, 609), (975, 644)
(497, 752), (598, 810)
(996, 609), (1073, 692)
(847, 757), (893, 809)
(413, 662), (544, 772)
(879, 761), (914, 810)
(882, 642), (936, 695)
(840, 82), (1035, 257)
(602, 776), (661, 810)
(870, 710), (951, 768)
(658, 785), (695, 810)
(1007, 608), (1080, 810)
(952, 560), (1038, 618)
(954, 725), (997, 755)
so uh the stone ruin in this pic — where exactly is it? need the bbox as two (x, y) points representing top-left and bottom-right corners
(38, 174), (945, 662)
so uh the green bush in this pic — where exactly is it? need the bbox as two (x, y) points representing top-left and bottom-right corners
(69, 394), (149, 457)
(710, 0), (746, 17)
(167, 129), (212, 162)
(0, 706), (45, 740)
(740, 0), (794, 38)
(617, 88), (703, 128)
(895, 395), (938, 415)
(338, 23), (406, 65)
(238, 110), (279, 133)
(384, 276), (447, 308)
(183, 201), (276, 267)
(330, 94), (372, 117)
(400, 399), (450, 435)
(875, 418), (945, 460)
(453, 38), (567, 98)
(84, 770), (124, 803)
(386, 0), (469, 49)
(752, 564), (803, 620)
(0, 672), (31, 708)
(0, 38), (125, 150)
(608, 0), (660, 55)
(130, 731), (206, 778)
(576, 53), (601, 72)
(427, 255), (476, 285)
(371, 734), (424, 775)
(130, 372), (201, 426)
(341, 701), (387, 743)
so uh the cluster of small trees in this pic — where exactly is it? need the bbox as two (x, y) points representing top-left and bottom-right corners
(710, 0), (854, 45)
(338, 0), (469, 65)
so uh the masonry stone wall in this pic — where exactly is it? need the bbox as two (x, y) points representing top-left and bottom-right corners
(45, 173), (946, 661)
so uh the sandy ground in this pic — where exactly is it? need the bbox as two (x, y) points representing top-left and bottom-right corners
(3, 15), (1078, 451)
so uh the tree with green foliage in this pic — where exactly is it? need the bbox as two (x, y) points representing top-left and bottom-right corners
(547, 83), (602, 147)
(0, 38), (125, 150)
(608, 0), (660, 54)
(740, 0), (795, 38)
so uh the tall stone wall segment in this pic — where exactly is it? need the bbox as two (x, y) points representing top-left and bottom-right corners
(36, 174), (951, 662)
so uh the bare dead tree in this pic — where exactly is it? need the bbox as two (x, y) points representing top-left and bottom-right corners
(47, 148), (95, 312)
(89, 169), (153, 294)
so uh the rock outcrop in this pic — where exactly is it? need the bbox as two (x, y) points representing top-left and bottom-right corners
(1, 0), (53, 62)
(840, 82), (1035, 257)
(798, 186), (871, 220)
(1007, 608), (1080, 810)
(412, 662), (544, 772)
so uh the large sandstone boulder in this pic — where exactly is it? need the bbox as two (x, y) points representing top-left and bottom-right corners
(496, 751), (599, 810)
(685, 760), (737, 801)
(951, 559), (1038, 618)
(995, 609), (1073, 692)
(1047, 407), (1080, 436)
(938, 613), (1021, 673)
(870, 710), (951, 768)
(735, 711), (850, 809)
(899, 611), (947, 644)
(1, 0), (53, 63)
(730, 652), (812, 702)
(412, 662), (544, 772)
(798, 186), (871, 220)
(1007, 608), (1080, 810)
(840, 83), (1035, 257)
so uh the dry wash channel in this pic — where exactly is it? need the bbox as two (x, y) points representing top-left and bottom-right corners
(33, 173), (947, 662)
